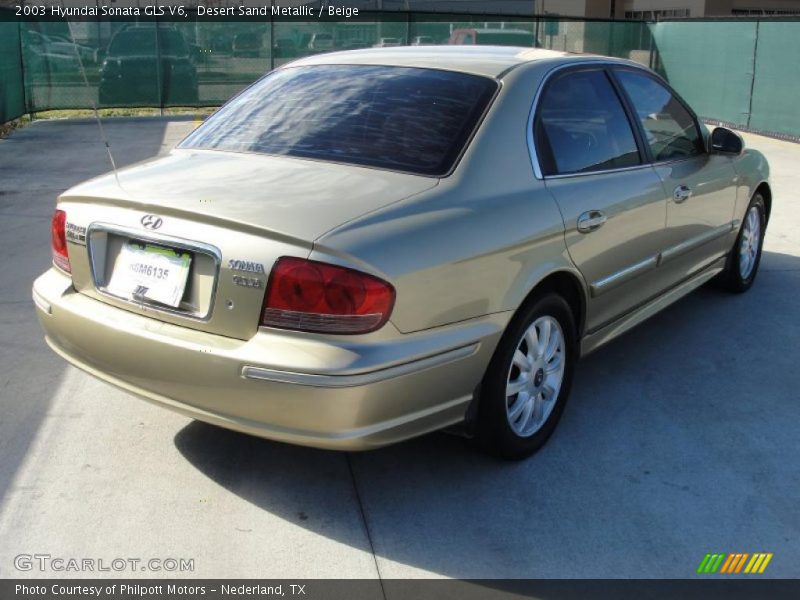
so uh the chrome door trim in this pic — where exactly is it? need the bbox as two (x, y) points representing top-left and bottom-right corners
(590, 255), (659, 298)
(582, 255), (727, 352)
(651, 153), (709, 169)
(659, 221), (736, 265)
(589, 220), (736, 297)
(86, 222), (222, 322)
(526, 59), (656, 181)
(242, 343), (479, 388)
(543, 163), (654, 181)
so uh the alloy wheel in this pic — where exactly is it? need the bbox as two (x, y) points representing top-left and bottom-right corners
(739, 205), (762, 279)
(505, 316), (566, 437)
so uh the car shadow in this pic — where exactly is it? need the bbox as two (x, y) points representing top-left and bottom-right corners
(174, 251), (800, 579)
(0, 117), (186, 505)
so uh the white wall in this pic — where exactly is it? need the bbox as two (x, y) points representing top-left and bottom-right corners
(624, 0), (800, 16)
(536, 0), (589, 17)
(622, 0), (707, 17)
(729, 0), (800, 12)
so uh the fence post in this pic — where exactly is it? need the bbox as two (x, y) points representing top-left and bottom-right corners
(155, 12), (164, 115)
(17, 19), (31, 120)
(746, 20), (760, 130)
(270, 0), (275, 72)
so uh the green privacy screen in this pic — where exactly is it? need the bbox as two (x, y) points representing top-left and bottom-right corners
(650, 20), (757, 127)
(749, 21), (800, 136)
(4, 13), (653, 119)
(538, 18), (654, 64)
(0, 13), (650, 120)
(2, 11), (799, 139)
(0, 16), (26, 123)
(651, 18), (800, 138)
(16, 20), (274, 112)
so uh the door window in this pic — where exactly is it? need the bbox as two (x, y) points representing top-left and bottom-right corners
(615, 69), (705, 162)
(536, 69), (641, 176)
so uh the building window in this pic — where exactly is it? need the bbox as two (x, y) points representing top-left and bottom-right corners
(732, 8), (800, 16)
(625, 9), (690, 20)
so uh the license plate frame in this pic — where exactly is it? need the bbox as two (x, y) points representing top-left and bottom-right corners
(106, 242), (192, 308)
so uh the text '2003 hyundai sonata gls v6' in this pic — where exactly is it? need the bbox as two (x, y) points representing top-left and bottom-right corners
(33, 47), (771, 459)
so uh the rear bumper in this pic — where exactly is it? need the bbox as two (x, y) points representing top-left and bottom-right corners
(33, 268), (507, 450)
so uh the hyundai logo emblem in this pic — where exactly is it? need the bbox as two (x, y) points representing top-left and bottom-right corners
(141, 214), (163, 230)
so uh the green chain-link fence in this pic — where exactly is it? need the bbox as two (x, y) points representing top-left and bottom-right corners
(652, 18), (800, 138)
(0, 10), (654, 123)
(2, 9), (799, 139)
(0, 16), (26, 124)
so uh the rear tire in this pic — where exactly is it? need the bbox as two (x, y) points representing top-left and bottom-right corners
(475, 293), (577, 460)
(715, 193), (766, 293)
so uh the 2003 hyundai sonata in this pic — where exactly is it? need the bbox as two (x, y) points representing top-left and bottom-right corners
(33, 46), (770, 459)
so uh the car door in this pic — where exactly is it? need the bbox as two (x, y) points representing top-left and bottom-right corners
(534, 66), (669, 332)
(612, 67), (738, 285)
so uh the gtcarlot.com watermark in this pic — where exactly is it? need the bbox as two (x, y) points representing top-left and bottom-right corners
(14, 554), (194, 573)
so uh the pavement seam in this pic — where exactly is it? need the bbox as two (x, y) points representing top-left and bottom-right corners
(346, 453), (387, 599)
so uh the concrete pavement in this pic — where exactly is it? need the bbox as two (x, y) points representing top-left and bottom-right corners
(0, 118), (798, 580)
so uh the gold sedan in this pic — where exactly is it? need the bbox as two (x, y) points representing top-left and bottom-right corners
(33, 47), (771, 459)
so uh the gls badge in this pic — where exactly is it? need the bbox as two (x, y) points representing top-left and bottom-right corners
(141, 214), (163, 230)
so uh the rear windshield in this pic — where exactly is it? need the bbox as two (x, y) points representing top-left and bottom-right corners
(179, 65), (498, 176)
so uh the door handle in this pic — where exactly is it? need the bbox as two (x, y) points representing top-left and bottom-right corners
(673, 185), (693, 203)
(577, 210), (607, 233)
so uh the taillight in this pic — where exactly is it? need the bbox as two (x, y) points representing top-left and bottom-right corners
(51, 209), (71, 273)
(262, 257), (395, 335)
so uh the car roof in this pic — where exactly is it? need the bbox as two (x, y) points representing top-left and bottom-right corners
(286, 45), (620, 78)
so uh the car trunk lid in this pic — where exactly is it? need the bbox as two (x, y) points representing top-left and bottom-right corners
(59, 150), (438, 340)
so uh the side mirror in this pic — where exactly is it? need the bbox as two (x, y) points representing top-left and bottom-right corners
(710, 127), (744, 155)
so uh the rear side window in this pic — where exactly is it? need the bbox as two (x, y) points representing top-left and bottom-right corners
(536, 69), (641, 176)
(615, 69), (705, 162)
(180, 65), (498, 176)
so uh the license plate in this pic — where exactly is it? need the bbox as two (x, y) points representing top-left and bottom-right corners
(106, 243), (191, 308)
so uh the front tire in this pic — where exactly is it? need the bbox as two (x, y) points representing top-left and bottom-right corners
(476, 293), (577, 460)
(716, 193), (766, 293)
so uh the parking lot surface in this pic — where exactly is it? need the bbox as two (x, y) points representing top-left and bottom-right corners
(0, 118), (798, 579)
